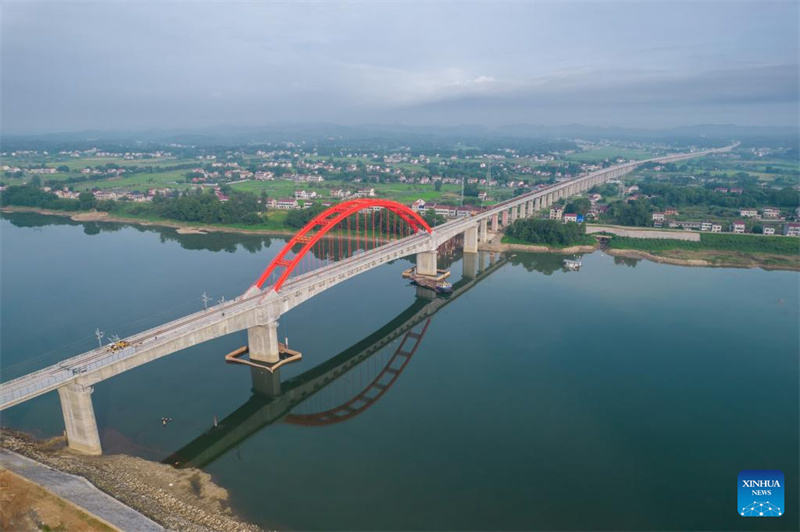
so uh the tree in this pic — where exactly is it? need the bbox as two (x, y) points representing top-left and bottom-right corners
(29, 175), (41, 187)
(565, 197), (592, 216)
(78, 192), (97, 210)
(434, 180), (442, 192)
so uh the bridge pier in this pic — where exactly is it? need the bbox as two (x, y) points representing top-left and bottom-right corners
(491, 213), (499, 232)
(248, 321), (280, 364)
(416, 251), (438, 276)
(479, 218), (488, 243)
(464, 226), (478, 253)
(58, 383), (102, 455)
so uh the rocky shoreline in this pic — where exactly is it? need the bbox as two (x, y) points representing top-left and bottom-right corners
(0, 429), (264, 532)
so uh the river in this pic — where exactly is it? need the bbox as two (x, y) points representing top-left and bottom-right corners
(1, 212), (798, 531)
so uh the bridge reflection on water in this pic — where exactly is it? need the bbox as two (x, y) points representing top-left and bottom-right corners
(164, 250), (507, 469)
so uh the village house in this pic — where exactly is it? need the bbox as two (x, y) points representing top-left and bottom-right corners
(701, 222), (713, 232)
(294, 190), (317, 200)
(652, 212), (665, 222)
(664, 208), (679, 216)
(549, 208), (563, 220)
(563, 213), (579, 223)
(763, 227), (775, 236)
(711, 224), (722, 233)
(731, 221), (746, 234)
(330, 189), (350, 199)
(762, 207), (781, 219)
(276, 198), (300, 210)
(411, 199), (426, 213)
(714, 187), (728, 193)
(784, 223), (800, 237)
(740, 209), (758, 218)
(355, 188), (375, 198)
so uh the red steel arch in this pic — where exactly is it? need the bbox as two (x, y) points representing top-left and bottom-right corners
(285, 318), (431, 427)
(252, 199), (433, 292)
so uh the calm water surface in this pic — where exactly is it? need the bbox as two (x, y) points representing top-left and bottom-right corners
(1, 212), (798, 531)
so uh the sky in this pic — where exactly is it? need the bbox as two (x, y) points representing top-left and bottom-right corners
(1, 1), (798, 134)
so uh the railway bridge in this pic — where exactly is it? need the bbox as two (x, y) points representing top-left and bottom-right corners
(0, 144), (735, 454)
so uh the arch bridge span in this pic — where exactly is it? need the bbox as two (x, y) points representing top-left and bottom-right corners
(0, 144), (736, 455)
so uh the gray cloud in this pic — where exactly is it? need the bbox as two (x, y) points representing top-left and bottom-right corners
(1, 1), (798, 133)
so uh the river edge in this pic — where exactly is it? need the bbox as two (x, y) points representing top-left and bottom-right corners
(479, 239), (800, 271)
(1, 206), (298, 238)
(5, 206), (799, 271)
(0, 429), (265, 532)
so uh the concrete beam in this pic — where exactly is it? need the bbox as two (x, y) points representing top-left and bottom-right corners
(248, 322), (280, 364)
(58, 384), (101, 455)
(416, 251), (438, 276)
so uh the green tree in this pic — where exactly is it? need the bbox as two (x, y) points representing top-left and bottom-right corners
(78, 192), (97, 210)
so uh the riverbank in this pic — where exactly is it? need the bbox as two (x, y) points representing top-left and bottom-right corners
(478, 239), (599, 254)
(605, 247), (800, 271)
(0, 429), (263, 532)
(480, 232), (799, 271)
(1, 206), (297, 238)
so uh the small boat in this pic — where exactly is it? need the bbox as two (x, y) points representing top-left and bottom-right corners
(563, 259), (582, 271)
(410, 275), (453, 294)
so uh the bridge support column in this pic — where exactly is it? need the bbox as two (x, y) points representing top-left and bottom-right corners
(479, 218), (488, 243)
(491, 213), (499, 232)
(58, 383), (102, 455)
(464, 226), (478, 253)
(416, 251), (438, 276)
(501, 210), (509, 226)
(248, 321), (280, 364)
(462, 251), (478, 279)
(535, 197), (541, 211)
(251, 366), (281, 397)
(510, 206), (517, 223)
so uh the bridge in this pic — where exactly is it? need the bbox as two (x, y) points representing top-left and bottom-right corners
(165, 251), (507, 469)
(0, 144), (735, 455)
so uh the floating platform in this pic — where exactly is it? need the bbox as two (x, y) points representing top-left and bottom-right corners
(225, 344), (302, 373)
(401, 267), (451, 281)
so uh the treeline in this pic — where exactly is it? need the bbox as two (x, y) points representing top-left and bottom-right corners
(150, 190), (264, 225)
(638, 182), (800, 209)
(608, 234), (799, 256)
(505, 218), (591, 246)
(0, 185), (114, 212)
(1, 185), (266, 226)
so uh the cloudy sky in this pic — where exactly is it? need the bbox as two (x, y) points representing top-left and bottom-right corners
(2, 1), (798, 133)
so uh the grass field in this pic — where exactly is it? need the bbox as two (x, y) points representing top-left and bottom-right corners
(608, 233), (800, 255)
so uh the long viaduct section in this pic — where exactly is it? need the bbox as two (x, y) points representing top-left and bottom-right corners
(0, 144), (736, 454)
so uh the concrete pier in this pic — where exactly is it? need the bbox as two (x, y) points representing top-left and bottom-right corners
(416, 251), (438, 276)
(491, 214), (499, 232)
(248, 322), (280, 364)
(58, 384), (102, 455)
(479, 218), (488, 243)
(464, 226), (478, 253)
